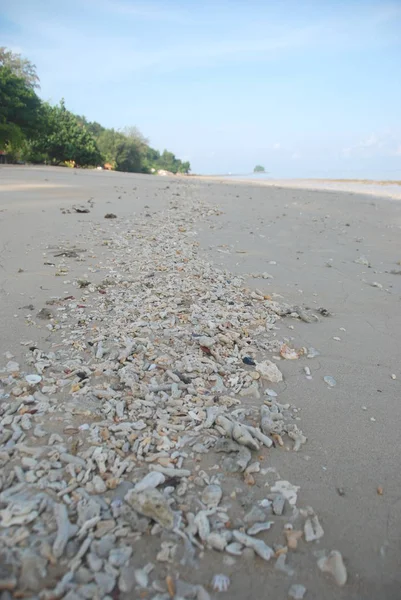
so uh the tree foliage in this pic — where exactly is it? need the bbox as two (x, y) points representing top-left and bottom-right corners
(0, 66), (42, 147)
(253, 165), (265, 173)
(96, 129), (142, 172)
(31, 100), (102, 166)
(1, 46), (190, 173)
(0, 47), (40, 89)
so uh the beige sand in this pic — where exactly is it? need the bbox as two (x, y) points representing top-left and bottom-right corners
(1, 166), (400, 599)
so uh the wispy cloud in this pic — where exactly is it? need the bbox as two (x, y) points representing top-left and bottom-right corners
(3, 0), (401, 84)
(342, 132), (401, 158)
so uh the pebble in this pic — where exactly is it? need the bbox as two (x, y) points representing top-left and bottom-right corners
(118, 566), (136, 592)
(124, 488), (174, 529)
(272, 493), (286, 516)
(304, 512), (324, 542)
(94, 572), (116, 595)
(256, 360), (283, 383)
(324, 376), (336, 387)
(201, 484), (223, 508)
(288, 584), (307, 599)
(317, 550), (347, 586)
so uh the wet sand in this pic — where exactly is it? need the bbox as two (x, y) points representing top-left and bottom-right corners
(194, 175), (401, 201)
(1, 166), (400, 599)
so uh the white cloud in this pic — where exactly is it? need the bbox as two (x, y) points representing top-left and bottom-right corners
(273, 143), (281, 149)
(291, 152), (301, 160)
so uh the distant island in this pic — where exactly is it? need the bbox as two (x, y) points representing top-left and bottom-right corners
(253, 165), (265, 173)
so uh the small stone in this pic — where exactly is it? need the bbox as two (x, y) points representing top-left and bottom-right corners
(118, 566), (136, 593)
(108, 546), (132, 567)
(272, 493), (285, 516)
(94, 572), (116, 595)
(225, 542), (243, 556)
(87, 553), (103, 572)
(317, 550), (347, 586)
(91, 475), (107, 494)
(288, 584), (306, 599)
(304, 513), (324, 542)
(244, 506), (268, 525)
(247, 521), (274, 535)
(275, 554), (295, 576)
(95, 520), (116, 538)
(197, 335), (215, 348)
(256, 360), (283, 383)
(201, 485), (223, 508)
(207, 532), (228, 551)
(19, 552), (47, 592)
(92, 535), (116, 558)
(125, 488), (174, 529)
(324, 376), (336, 387)
(134, 471), (165, 492)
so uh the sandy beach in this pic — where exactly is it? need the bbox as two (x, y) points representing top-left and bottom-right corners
(193, 175), (401, 201)
(0, 166), (400, 599)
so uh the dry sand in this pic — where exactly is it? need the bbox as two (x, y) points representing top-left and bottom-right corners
(0, 166), (400, 599)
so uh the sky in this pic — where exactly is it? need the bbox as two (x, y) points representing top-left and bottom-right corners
(1, 0), (401, 178)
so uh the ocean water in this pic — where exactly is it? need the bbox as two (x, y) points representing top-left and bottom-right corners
(224, 170), (401, 182)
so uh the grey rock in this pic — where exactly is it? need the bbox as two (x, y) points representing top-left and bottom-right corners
(19, 551), (47, 592)
(118, 566), (136, 593)
(247, 521), (274, 535)
(76, 584), (99, 599)
(86, 552), (103, 572)
(244, 506), (268, 525)
(108, 546), (132, 567)
(94, 572), (116, 595)
(74, 567), (94, 584)
(288, 584), (307, 599)
(201, 485), (222, 508)
(91, 535), (116, 559)
(272, 493), (285, 516)
(125, 488), (174, 529)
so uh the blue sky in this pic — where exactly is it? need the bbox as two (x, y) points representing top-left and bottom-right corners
(1, 0), (401, 177)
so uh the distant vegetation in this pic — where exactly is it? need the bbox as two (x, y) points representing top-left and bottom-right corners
(0, 47), (190, 174)
(253, 165), (265, 173)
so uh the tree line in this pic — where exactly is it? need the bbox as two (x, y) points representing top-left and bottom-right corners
(0, 47), (190, 174)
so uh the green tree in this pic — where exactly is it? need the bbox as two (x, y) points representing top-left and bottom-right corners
(0, 47), (40, 89)
(253, 165), (265, 173)
(76, 115), (105, 139)
(115, 139), (142, 172)
(97, 128), (142, 172)
(0, 66), (42, 149)
(31, 100), (101, 166)
(122, 126), (149, 147)
(178, 161), (191, 174)
(97, 128), (124, 167)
